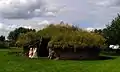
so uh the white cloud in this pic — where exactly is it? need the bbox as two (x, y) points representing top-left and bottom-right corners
(0, 23), (3, 29)
(23, 26), (32, 29)
(0, 23), (9, 31)
(96, 0), (111, 6)
(0, 19), (52, 37)
(0, 22), (11, 37)
(6, 20), (52, 31)
(86, 27), (95, 32)
(8, 24), (18, 29)
(0, 0), (66, 19)
(108, 0), (120, 7)
(93, 0), (120, 7)
(6, 20), (51, 31)
(38, 20), (49, 25)
(85, 27), (103, 32)
(1, 0), (120, 37)
(44, 12), (56, 17)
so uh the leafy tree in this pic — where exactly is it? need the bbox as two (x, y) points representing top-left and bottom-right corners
(0, 35), (9, 48)
(0, 35), (5, 41)
(94, 29), (103, 34)
(16, 32), (37, 47)
(102, 14), (120, 45)
(7, 27), (36, 46)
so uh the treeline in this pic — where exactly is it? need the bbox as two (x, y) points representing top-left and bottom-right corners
(7, 27), (36, 47)
(0, 27), (36, 48)
(93, 14), (120, 46)
(0, 35), (9, 48)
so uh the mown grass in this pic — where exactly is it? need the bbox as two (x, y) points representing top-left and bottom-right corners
(0, 48), (120, 72)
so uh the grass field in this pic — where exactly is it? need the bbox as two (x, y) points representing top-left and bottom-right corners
(0, 49), (120, 72)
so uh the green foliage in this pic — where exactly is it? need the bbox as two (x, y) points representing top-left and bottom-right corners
(0, 35), (5, 41)
(0, 35), (9, 48)
(93, 29), (103, 35)
(16, 31), (37, 47)
(103, 14), (120, 45)
(7, 27), (36, 46)
(16, 23), (105, 49)
(0, 41), (9, 49)
(49, 30), (105, 49)
(37, 23), (79, 37)
(37, 23), (105, 49)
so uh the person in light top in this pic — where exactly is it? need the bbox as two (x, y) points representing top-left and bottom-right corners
(31, 47), (38, 58)
(29, 48), (33, 58)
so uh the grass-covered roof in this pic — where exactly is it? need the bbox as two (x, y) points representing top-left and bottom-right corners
(37, 23), (106, 49)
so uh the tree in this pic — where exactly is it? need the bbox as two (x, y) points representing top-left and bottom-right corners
(94, 29), (102, 34)
(16, 32), (37, 47)
(102, 14), (120, 45)
(7, 27), (36, 46)
(0, 35), (9, 48)
(0, 35), (5, 41)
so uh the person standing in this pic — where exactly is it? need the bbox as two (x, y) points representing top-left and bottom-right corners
(29, 48), (33, 58)
(31, 47), (38, 58)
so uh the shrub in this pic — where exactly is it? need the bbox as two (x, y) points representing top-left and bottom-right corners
(0, 41), (9, 49)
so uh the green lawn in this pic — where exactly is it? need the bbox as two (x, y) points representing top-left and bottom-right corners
(0, 49), (120, 72)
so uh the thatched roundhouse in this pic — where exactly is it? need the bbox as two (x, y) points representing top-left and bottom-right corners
(22, 23), (105, 60)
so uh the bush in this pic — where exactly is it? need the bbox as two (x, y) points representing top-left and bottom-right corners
(0, 41), (9, 49)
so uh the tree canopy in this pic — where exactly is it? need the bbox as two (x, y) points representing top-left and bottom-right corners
(7, 27), (36, 46)
(102, 14), (120, 45)
(0, 35), (8, 48)
(16, 31), (37, 47)
(0, 35), (5, 42)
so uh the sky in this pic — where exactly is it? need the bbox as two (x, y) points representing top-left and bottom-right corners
(0, 0), (120, 37)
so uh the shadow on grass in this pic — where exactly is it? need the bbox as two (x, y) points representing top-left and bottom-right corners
(59, 56), (117, 61)
(7, 51), (117, 61)
(102, 53), (120, 56)
(98, 56), (116, 60)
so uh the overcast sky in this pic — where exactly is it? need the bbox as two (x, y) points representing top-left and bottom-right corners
(0, 0), (120, 37)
